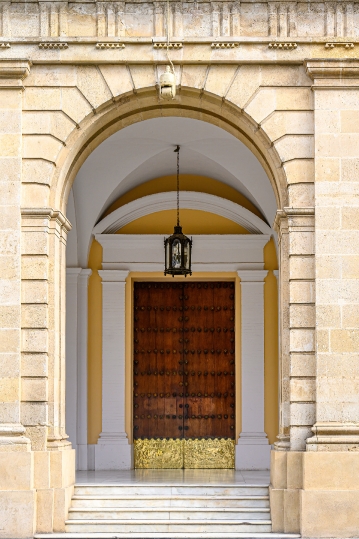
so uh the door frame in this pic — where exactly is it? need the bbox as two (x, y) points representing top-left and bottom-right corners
(92, 233), (271, 469)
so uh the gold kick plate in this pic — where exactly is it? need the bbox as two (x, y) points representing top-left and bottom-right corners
(134, 438), (235, 469)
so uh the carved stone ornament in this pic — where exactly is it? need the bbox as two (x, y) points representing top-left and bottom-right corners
(211, 42), (239, 49)
(153, 43), (183, 49)
(268, 42), (298, 49)
(0, 43), (11, 49)
(96, 43), (126, 49)
(325, 42), (354, 49)
(38, 43), (69, 50)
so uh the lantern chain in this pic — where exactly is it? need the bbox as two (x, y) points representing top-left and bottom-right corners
(175, 145), (180, 226)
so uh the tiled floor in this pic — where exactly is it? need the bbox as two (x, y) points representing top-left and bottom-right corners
(75, 469), (270, 485)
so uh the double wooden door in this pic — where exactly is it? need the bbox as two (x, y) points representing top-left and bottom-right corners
(133, 281), (235, 468)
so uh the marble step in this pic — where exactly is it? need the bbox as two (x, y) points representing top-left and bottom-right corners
(71, 494), (270, 508)
(36, 533), (300, 539)
(74, 484), (269, 497)
(68, 507), (270, 520)
(65, 519), (273, 533)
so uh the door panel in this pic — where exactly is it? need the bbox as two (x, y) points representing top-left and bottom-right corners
(133, 281), (235, 468)
(133, 283), (184, 440)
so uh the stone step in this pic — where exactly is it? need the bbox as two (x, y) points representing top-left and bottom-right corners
(68, 507), (270, 520)
(35, 533), (300, 539)
(73, 484), (269, 497)
(65, 519), (273, 533)
(71, 494), (270, 508)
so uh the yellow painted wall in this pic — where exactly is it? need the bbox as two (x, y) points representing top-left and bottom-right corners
(87, 186), (279, 446)
(118, 209), (248, 235)
(87, 239), (103, 444)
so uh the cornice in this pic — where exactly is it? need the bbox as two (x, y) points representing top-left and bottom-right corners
(0, 58), (32, 88)
(305, 59), (359, 87)
(21, 207), (72, 231)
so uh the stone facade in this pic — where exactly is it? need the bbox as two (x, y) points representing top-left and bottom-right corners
(1, 0), (359, 537)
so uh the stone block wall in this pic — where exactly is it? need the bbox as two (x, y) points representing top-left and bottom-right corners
(0, 2), (359, 536)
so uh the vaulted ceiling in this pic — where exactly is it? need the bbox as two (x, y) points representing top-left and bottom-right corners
(67, 117), (277, 267)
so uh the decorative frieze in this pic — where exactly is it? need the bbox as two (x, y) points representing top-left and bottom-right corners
(0, 43), (10, 49)
(0, 1), (358, 41)
(96, 42), (126, 49)
(39, 42), (69, 50)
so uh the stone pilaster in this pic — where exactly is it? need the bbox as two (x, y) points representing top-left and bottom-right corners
(0, 58), (35, 539)
(222, 2), (231, 36)
(96, 270), (132, 469)
(268, 2), (278, 37)
(231, 2), (241, 36)
(211, 2), (221, 37)
(305, 60), (359, 452)
(273, 210), (290, 451)
(0, 60), (31, 448)
(236, 270), (270, 470)
(65, 268), (91, 470)
(153, 1), (164, 37)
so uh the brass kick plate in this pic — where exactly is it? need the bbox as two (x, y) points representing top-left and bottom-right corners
(134, 438), (235, 469)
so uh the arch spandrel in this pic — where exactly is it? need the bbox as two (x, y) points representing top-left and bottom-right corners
(42, 84), (299, 214)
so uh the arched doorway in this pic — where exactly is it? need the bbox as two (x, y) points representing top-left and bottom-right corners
(64, 116), (279, 471)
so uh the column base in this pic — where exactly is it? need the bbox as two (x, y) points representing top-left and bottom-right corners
(235, 433), (271, 470)
(95, 433), (133, 470)
(306, 422), (359, 451)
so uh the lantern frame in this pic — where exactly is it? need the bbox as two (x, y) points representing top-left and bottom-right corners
(164, 225), (192, 277)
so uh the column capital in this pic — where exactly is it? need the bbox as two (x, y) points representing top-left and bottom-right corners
(0, 59), (32, 89)
(305, 59), (359, 89)
(99, 269), (129, 282)
(21, 207), (72, 232)
(78, 269), (92, 282)
(237, 269), (267, 282)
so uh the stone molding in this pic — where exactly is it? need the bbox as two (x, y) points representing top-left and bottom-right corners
(21, 208), (72, 232)
(237, 269), (268, 282)
(307, 422), (359, 450)
(0, 58), (31, 89)
(98, 269), (129, 282)
(93, 191), (272, 236)
(306, 59), (359, 87)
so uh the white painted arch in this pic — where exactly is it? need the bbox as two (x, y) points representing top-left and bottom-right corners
(93, 191), (272, 236)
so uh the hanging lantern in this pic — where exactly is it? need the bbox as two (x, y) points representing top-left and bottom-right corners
(164, 146), (192, 277)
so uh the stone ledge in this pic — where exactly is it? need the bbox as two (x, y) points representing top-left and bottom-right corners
(0, 59), (32, 84)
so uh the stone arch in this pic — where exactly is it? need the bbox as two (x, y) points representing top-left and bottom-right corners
(46, 88), (291, 214)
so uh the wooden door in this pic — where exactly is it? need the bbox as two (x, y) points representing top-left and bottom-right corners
(133, 281), (235, 468)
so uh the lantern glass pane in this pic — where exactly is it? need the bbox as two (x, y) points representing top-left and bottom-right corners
(165, 240), (170, 269)
(184, 241), (189, 269)
(172, 239), (181, 268)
